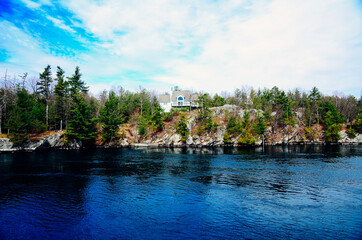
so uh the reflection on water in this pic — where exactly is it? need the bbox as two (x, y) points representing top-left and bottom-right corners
(0, 146), (361, 240)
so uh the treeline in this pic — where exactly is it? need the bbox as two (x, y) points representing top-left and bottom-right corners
(194, 86), (361, 142)
(0, 66), (361, 145)
(0, 65), (163, 145)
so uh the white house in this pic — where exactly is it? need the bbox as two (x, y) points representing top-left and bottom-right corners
(159, 90), (199, 112)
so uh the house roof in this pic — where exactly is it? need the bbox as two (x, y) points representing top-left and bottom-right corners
(159, 94), (170, 102)
(159, 90), (199, 102)
(171, 91), (191, 101)
(190, 94), (199, 101)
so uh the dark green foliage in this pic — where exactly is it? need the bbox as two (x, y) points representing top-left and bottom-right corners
(176, 114), (189, 143)
(100, 91), (123, 142)
(276, 91), (293, 124)
(322, 101), (344, 143)
(226, 115), (242, 136)
(68, 66), (88, 97)
(354, 109), (362, 133)
(150, 104), (164, 132)
(138, 116), (148, 138)
(37, 65), (53, 127)
(242, 111), (250, 128)
(324, 123), (341, 143)
(213, 94), (225, 107)
(8, 88), (45, 143)
(54, 66), (68, 130)
(223, 132), (231, 144)
(197, 93), (213, 110)
(253, 114), (267, 136)
(346, 125), (356, 139)
(237, 131), (255, 145)
(65, 94), (97, 146)
(37, 65), (52, 100)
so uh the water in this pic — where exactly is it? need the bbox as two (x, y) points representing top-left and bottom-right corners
(0, 145), (361, 240)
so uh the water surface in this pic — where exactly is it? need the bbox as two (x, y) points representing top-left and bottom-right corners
(0, 145), (361, 239)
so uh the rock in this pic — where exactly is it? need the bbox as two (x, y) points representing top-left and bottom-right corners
(187, 115), (197, 132)
(166, 134), (181, 144)
(46, 133), (64, 147)
(0, 138), (13, 151)
(186, 136), (194, 145)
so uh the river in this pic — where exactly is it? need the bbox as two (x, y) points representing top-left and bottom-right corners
(0, 145), (361, 239)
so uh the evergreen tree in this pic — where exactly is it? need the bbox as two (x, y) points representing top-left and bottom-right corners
(150, 103), (164, 132)
(68, 66), (88, 97)
(8, 88), (45, 143)
(100, 91), (123, 142)
(176, 114), (189, 143)
(37, 65), (52, 128)
(308, 87), (321, 127)
(322, 101), (345, 143)
(54, 66), (68, 130)
(65, 94), (97, 146)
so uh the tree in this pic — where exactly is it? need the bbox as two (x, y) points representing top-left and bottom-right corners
(213, 94), (225, 107)
(100, 91), (123, 142)
(68, 66), (88, 97)
(176, 114), (189, 143)
(150, 103), (164, 132)
(308, 87), (321, 127)
(54, 66), (68, 130)
(8, 88), (45, 143)
(322, 101), (345, 143)
(37, 65), (52, 128)
(65, 94), (97, 146)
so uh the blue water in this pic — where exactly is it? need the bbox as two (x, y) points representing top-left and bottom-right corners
(0, 145), (361, 240)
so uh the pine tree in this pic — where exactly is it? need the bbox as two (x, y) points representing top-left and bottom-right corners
(176, 114), (189, 143)
(8, 88), (45, 143)
(100, 91), (123, 142)
(68, 66), (88, 97)
(37, 65), (52, 128)
(54, 66), (68, 130)
(65, 94), (97, 146)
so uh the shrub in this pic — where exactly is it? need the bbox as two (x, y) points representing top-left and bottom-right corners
(237, 131), (255, 145)
(223, 132), (231, 144)
(346, 126), (356, 139)
(304, 127), (316, 141)
(176, 114), (189, 143)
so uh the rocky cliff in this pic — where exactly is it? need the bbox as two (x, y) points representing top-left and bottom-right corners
(0, 105), (361, 152)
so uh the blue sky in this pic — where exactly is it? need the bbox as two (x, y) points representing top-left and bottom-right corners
(0, 0), (362, 96)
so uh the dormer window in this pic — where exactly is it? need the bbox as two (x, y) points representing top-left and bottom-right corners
(177, 95), (184, 106)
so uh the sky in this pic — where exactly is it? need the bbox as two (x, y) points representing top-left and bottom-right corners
(0, 0), (361, 96)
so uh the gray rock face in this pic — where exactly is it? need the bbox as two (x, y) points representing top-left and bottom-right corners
(0, 133), (66, 152)
(0, 138), (14, 151)
(166, 134), (181, 145)
(338, 130), (362, 143)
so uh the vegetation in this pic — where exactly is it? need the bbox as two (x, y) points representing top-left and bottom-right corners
(0, 65), (360, 147)
(176, 114), (189, 143)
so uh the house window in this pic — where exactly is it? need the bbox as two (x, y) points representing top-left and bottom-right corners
(177, 96), (184, 106)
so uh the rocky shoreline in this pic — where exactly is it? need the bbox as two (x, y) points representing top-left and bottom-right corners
(1, 105), (361, 152)
(0, 130), (361, 153)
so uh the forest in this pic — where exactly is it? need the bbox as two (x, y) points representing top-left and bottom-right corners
(0, 65), (361, 146)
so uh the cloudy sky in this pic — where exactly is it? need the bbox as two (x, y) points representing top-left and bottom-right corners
(0, 0), (361, 96)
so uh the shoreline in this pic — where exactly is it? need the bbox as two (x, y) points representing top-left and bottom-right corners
(1, 140), (361, 153)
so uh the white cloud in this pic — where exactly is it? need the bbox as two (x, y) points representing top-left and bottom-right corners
(151, 0), (362, 95)
(3, 0), (362, 96)
(20, 0), (41, 9)
(45, 16), (75, 33)
(0, 20), (77, 78)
